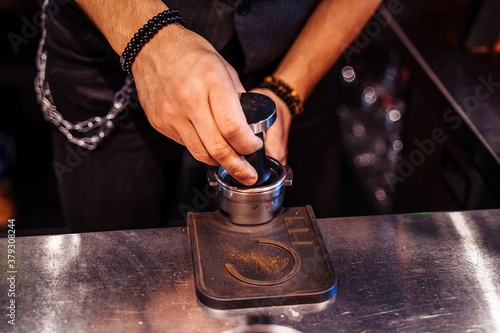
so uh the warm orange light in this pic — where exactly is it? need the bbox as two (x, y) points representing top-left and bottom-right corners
(494, 34), (500, 54)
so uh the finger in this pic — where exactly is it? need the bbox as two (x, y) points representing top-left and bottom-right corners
(249, 87), (291, 164)
(208, 76), (262, 155)
(264, 128), (288, 165)
(175, 120), (218, 166)
(190, 102), (259, 185)
(160, 123), (185, 146)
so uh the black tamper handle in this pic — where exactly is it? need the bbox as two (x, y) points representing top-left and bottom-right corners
(238, 92), (277, 186)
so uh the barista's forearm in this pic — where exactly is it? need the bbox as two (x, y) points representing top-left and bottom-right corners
(74, 0), (169, 54)
(274, 0), (382, 101)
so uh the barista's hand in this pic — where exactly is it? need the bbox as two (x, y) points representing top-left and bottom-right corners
(249, 88), (292, 165)
(132, 25), (262, 185)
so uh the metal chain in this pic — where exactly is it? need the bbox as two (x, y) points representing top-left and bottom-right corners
(35, 0), (135, 150)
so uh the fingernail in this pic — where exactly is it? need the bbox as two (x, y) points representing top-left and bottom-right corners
(240, 171), (258, 186)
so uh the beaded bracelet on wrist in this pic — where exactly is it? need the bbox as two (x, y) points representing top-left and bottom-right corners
(259, 76), (304, 119)
(120, 9), (186, 77)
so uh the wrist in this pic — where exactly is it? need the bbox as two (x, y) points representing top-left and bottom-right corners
(120, 9), (186, 77)
(273, 66), (312, 101)
(258, 76), (304, 120)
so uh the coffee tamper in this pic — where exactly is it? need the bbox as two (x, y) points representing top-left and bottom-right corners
(231, 92), (276, 186)
(208, 92), (293, 225)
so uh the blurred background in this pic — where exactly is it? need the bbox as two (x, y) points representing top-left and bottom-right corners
(1, 0), (499, 235)
(1, 0), (64, 234)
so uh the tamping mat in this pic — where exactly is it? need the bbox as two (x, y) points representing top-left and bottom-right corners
(187, 206), (337, 309)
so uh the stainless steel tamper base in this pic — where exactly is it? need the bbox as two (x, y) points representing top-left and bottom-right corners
(208, 156), (293, 225)
(233, 92), (277, 187)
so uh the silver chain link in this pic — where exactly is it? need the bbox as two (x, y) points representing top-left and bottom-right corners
(35, 0), (135, 150)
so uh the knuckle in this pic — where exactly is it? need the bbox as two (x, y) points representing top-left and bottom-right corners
(201, 55), (226, 82)
(147, 104), (172, 130)
(200, 52), (222, 68)
(146, 111), (163, 131)
(208, 140), (231, 160)
(175, 84), (197, 107)
(219, 120), (242, 141)
(227, 163), (250, 181)
(226, 65), (239, 80)
(190, 147), (211, 163)
(204, 69), (220, 85)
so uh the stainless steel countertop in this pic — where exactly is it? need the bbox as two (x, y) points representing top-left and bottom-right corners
(1, 209), (500, 332)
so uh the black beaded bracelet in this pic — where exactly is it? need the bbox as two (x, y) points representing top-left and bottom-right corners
(120, 9), (186, 77)
(259, 76), (304, 119)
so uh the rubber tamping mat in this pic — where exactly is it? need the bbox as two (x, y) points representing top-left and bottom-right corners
(187, 206), (338, 309)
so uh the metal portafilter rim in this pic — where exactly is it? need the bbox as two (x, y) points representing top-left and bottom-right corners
(210, 157), (292, 193)
(208, 157), (293, 225)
